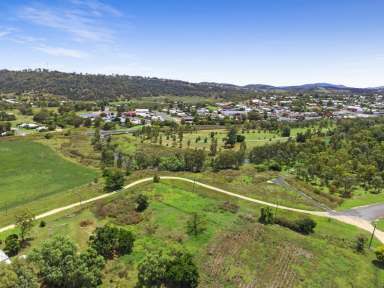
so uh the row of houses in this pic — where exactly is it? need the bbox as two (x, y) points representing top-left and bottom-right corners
(80, 108), (166, 126)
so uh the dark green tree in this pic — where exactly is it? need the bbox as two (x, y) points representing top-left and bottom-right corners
(89, 225), (134, 259)
(15, 210), (34, 243)
(104, 169), (125, 192)
(137, 247), (199, 288)
(225, 127), (238, 147)
(29, 236), (105, 288)
(281, 126), (291, 137)
(0, 259), (38, 288)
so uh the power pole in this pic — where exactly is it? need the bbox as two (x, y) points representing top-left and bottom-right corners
(369, 223), (377, 249)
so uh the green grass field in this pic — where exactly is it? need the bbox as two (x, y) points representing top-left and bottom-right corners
(335, 185), (384, 210)
(137, 129), (283, 151)
(0, 139), (98, 212)
(3, 179), (383, 287)
(137, 126), (331, 151)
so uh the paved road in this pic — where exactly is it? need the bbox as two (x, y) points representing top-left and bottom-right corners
(271, 176), (384, 220)
(337, 203), (384, 221)
(1, 176), (383, 243)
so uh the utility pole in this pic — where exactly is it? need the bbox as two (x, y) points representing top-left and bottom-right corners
(369, 222), (377, 249)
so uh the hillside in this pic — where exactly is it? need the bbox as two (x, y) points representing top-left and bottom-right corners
(0, 69), (382, 101)
(0, 69), (255, 101)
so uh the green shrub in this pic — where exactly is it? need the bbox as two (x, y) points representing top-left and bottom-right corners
(295, 218), (317, 234)
(258, 207), (274, 225)
(275, 217), (316, 235)
(4, 234), (20, 257)
(135, 194), (149, 212)
(268, 162), (282, 172)
(355, 235), (367, 253)
(153, 174), (160, 183)
(375, 245), (384, 263)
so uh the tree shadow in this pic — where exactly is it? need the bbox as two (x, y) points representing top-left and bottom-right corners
(372, 260), (384, 269)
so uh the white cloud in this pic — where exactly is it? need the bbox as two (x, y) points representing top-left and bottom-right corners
(19, 3), (116, 42)
(34, 46), (89, 58)
(0, 27), (16, 38)
(0, 31), (11, 38)
(70, 0), (122, 17)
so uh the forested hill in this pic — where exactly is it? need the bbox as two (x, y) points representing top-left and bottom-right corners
(1, 69), (382, 101)
(0, 69), (255, 100)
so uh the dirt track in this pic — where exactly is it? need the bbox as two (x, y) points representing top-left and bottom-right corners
(1, 176), (383, 243)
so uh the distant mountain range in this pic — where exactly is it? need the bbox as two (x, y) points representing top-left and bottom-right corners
(227, 82), (383, 93)
(0, 69), (382, 100)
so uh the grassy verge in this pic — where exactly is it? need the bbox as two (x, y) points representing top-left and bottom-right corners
(338, 192), (384, 210)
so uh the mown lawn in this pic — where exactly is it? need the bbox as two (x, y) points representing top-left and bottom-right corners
(4, 180), (383, 287)
(0, 139), (98, 213)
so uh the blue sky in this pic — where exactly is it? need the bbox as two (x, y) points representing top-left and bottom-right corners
(0, 0), (383, 87)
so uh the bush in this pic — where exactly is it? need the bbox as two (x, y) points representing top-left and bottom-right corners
(275, 217), (316, 235)
(236, 135), (246, 143)
(153, 174), (160, 183)
(268, 162), (282, 172)
(135, 194), (149, 212)
(4, 234), (21, 257)
(295, 218), (317, 234)
(258, 207), (274, 225)
(375, 245), (384, 263)
(274, 217), (298, 230)
(39, 220), (46, 228)
(159, 156), (185, 171)
(213, 150), (241, 170)
(355, 235), (367, 253)
(281, 126), (291, 137)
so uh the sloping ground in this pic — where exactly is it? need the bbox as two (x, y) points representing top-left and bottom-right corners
(0, 139), (97, 211)
(1, 180), (383, 287)
(199, 223), (382, 288)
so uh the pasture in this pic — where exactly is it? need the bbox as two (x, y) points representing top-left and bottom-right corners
(0, 139), (98, 214)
